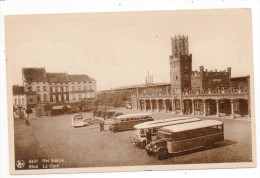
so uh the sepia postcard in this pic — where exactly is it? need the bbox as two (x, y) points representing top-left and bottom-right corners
(5, 9), (256, 174)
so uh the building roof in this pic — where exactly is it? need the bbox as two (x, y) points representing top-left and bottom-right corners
(99, 82), (170, 92)
(22, 68), (48, 82)
(231, 76), (249, 81)
(68, 74), (93, 83)
(160, 120), (223, 133)
(47, 73), (69, 83)
(134, 117), (201, 130)
(13, 85), (25, 95)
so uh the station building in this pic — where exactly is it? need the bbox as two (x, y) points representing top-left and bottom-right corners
(132, 35), (250, 118)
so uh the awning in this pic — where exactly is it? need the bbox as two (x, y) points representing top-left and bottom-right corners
(52, 105), (71, 110)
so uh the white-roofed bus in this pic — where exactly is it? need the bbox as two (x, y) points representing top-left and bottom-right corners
(109, 113), (153, 133)
(145, 120), (224, 160)
(130, 117), (201, 149)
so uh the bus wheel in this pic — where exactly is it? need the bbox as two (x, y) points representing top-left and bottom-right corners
(204, 140), (214, 150)
(156, 148), (168, 160)
(146, 151), (153, 156)
(112, 128), (117, 133)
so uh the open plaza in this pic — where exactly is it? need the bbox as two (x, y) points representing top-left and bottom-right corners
(14, 108), (252, 169)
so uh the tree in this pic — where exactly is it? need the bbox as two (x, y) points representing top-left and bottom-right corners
(62, 105), (69, 113)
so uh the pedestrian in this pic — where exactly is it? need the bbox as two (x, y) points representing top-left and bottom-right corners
(23, 108), (30, 126)
(99, 120), (104, 131)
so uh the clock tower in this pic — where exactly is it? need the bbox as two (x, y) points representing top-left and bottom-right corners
(169, 35), (192, 114)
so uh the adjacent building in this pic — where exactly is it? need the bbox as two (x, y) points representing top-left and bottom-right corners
(13, 85), (26, 110)
(17, 67), (97, 116)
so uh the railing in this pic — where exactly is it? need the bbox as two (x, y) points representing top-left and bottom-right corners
(183, 88), (248, 96)
(133, 92), (171, 98)
(131, 88), (249, 98)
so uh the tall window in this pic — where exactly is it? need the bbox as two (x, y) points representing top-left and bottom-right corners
(43, 86), (46, 91)
(18, 99), (21, 105)
(37, 86), (41, 92)
(14, 99), (17, 105)
(43, 94), (47, 102)
(22, 98), (24, 105)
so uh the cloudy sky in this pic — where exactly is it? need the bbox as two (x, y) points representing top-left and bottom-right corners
(5, 9), (253, 91)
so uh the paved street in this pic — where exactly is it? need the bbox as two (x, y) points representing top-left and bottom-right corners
(14, 108), (253, 169)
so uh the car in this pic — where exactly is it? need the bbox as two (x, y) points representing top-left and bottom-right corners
(111, 112), (123, 120)
(106, 111), (116, 119)
(96, 111), (102, 117)
(101, 111), (107, 118)
(125, 103), (132, 109)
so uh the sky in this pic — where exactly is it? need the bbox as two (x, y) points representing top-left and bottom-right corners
(5, 9), (253, 91)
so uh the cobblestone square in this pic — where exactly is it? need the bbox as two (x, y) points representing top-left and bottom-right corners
(14, 109), (252, 169)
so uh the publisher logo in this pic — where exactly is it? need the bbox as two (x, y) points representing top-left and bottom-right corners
(16, 160), (25, 169)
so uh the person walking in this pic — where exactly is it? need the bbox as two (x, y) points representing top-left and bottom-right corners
(99, 120), (104, 131)
(23, 108), (30, 126)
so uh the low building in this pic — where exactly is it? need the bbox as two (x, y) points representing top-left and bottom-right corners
(13, 85), (26, 109)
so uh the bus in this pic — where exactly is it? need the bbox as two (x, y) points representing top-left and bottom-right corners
(71, 114), (90, 127)
(145, 120), (224, 160)
(130, 117), (201, 148)
(109, 113), (153, 133)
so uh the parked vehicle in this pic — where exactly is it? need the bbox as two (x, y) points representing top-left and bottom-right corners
(96, 111), (102, 117)
(125, 102), (132, 109)
(111, 112), (123, 120)
(71, 114), (89, 127)
(130, 117), (201, 148)
(106, 111), (116, 119)
(109, 113), (153, 133)
(145, 120), (224, 160)
(101, 111), (107, 118)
